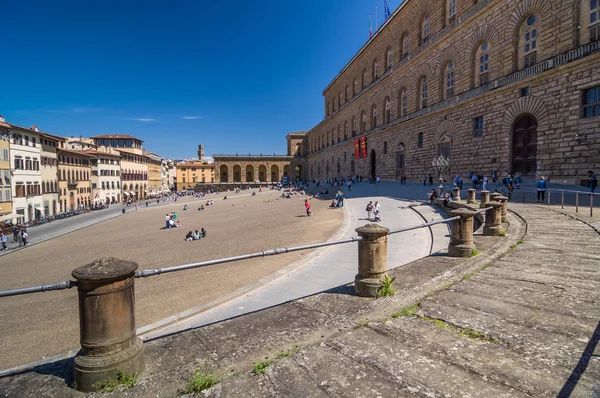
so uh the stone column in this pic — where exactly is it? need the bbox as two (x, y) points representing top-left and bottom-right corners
(72, 258), (145, 392)
(453, 187), (461, 201)
(494, 195), (509, 223)
(355, 224), (390, 297)
(483, 202), (505, 236)
(467, 188), (477, 204)
(479, 190), (490, 209)
(448, 209), (476, 257)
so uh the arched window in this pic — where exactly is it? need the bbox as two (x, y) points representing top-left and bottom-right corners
(384, 97), (391, 123)
(401, 33), (409, 59)
(399, 88), (408, 117)
(345, 85), (349, 103)
(332, 97), (336, 112)
(386, 47), (393, 71)
(421, 14), (430, 45)
(373, 59), (379, 81)
(353, 78), (358, 95)
(338, 92), (342, 108)
(396, 143), (406, 172)
(361, 111), (367, 133)
(372, 105), (378, 128)
(475, 42), (490, 86)
(337, 125), (341, 143)
(419, 76), (428, 109)
(352, 116), (357, 137)
(326, 102), (330, 116)
(519, 14), (539, 69)
(362, 68), (368, 89)
(444, 61), (455, 99)
(344, 121), (348, 140)
(448, 0), (457, 25)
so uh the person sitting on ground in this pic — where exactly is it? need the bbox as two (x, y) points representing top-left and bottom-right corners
(185, 231), (193, 242)
(172, 212), (177, 219)
(168, 218), (175, 228)
(176, 221), (181, 228)
(193, 230), (200, 240)
(428, 189), (438, 203)
(373, 209), (381, 222)
(223, 195), (228, 200)
(201, 228), (207, 238)
(198, 205), (204, 211)
(252, 191), (256, 196)
(183, 205), (189, 211)
(329, 199), (337, 208)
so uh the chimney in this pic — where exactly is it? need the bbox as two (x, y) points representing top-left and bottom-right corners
(30, 125), (40, 132)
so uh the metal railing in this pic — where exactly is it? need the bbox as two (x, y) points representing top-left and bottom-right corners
(516, 188), (599, 217)
(0, 216), (460, 298)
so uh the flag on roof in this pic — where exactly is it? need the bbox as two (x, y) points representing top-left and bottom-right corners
(384, 0), (391, 20)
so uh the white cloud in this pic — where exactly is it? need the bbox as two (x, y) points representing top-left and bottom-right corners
(130, 118), (156, 122)
(181, 116), (204, 120)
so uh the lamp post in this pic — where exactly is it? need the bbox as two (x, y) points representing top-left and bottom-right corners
(432, 155), (450, 197)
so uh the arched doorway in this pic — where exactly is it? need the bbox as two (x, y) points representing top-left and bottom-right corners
(258, 165), (267, 182)
(511, 114), (537, 175)
(370, 150), (376, 178)
(271, 165), (279, 182)
(220, 165), (229, 182)
(233, 165), (241, 182)
(246, 165), (254, 182)
(283, 165), (290, 178)
(396, 143), (406, 178)
(295, 165), (303, 180)
(52, 200), (57, 215)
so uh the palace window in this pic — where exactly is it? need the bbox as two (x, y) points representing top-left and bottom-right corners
(476, 42), (490, 86)
(373, 59), (379, 80)
(399, 88), (407, 117)
(448, 0), (456, 24)
(385, 97), (391, 123)
(418, 132), (424, 148)
(344, 121), (348, 140)
(419, 76), (428, 109)
(590, 0), (600, 42)
(582, 85), (600, 118)
(383, 141), (388, 154)
(421, 14), (430, 44)
(361, 111), (367, 132)
(522, 15), (539, 68)
(473, 116), (484, 137)
(396, 144), (406, 170)
(386, 48), (393, 71)
(445, 61), (455, 99)
(362, 69), (368, 89)
(372, 105), (378, 128)
(402, 34), (409, 59)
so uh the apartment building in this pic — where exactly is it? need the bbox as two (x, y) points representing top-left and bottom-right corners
(0, 118), (12, 223)
(39, 132), (62, 217)
(10, 125), (43, 223)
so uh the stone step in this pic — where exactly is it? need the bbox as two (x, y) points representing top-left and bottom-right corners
(452, 278), (600, 321)
(205, 373), (267, 398)
(326, 325), (521, 397)
(420, 300), (600, 378)
(268, 343), (412, 397)
(370, 316), (594, 397)
(478, 266), (600, 295)
(431, 290), (595, 341)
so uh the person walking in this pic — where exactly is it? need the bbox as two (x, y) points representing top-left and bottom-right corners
(21, 229), (29, 246)
(305, 199), (312, 216)
(589, 170), (597, 193)
(423, 175), (427, 186)
(428, 174), (433, 185)
(366, 201), (374, 221)
(536, 176), (547, 203)
(472, 174), (478, 188)
(482, 175), (489, 191)
(1, 232), (7, 251)
(12, 226), (19, 243)
(374, 201), (381, 217)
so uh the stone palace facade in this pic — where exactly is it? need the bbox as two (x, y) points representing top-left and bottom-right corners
(306, 0), (600, 184)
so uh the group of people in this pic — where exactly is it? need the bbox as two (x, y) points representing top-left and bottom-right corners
(164, 212), (181, 229)
(185, 228), (207, 242)
(365, 201), (381, 222)
(0, 227), (30, 250)
(329, 190), (345, 208)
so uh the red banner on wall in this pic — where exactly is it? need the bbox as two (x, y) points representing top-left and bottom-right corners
(360, 136), (367, 159)
(354, 138), (360, 159)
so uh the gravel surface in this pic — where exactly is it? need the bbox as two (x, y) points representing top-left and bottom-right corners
(0, 190), (343, 369)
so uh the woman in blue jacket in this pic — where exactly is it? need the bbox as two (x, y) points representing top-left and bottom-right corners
(536, 176), (547, 203)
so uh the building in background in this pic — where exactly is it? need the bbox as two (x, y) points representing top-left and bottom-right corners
(83, 148), (121, 205)
(57, 148), (92, 211)
(65, 136), (97, 151)
(144, 151), (162, 197)
(161, 158), (174, 192)
(90, 135), (148, 202)
(175, 160), (214, 190)
(10, 125), (43, 223)
(0, 118), (12, 223)
(39, 132), (63, 217)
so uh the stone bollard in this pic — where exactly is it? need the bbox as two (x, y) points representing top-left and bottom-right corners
(467, 189), (477, 204)
(479, 190), (490, 209)
(494, 195), (509, 223)
(355, 224), (390, 297)
(453, 187), (461, 201)
(483, 202), (505, 236)
(490, 192), (501, 202)
(448, 209), (476, 257)
(72, 258), (145, 392)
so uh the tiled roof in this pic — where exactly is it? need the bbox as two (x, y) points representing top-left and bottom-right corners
(90, 134), (144, 141)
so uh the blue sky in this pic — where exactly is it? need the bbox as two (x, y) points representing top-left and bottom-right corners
(1, 0), (400, 159)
